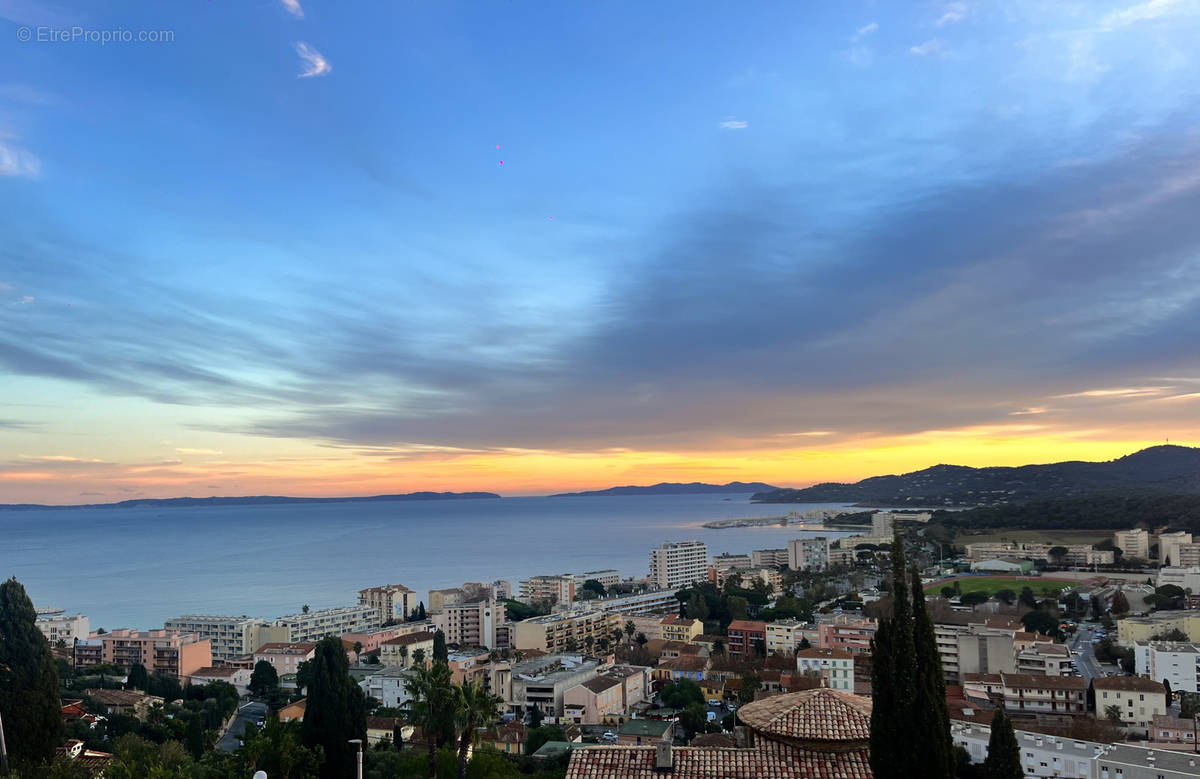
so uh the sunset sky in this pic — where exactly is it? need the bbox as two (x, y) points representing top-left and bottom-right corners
(2, 0), (1200, 504)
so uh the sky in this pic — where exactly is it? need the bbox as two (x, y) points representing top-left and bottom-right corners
(2, 0), (1200, 503)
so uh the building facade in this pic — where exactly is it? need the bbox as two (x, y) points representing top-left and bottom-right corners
(795, 647), (853, 691)
(787, 537), (831, 571)
(378, 632), (435, 667)
(726, 620), (767, 657)
(816, 615), (878, 655)
(163, 615), (266, 663)
(765, 619), (818, 655)
(433, 598), (506, 650)
(751, 548), (789, 568)
(511, 609), (620, 653)
(1159, 531), (1194, 567)
(271, 605), (381, 643)
(962, 672), (1086, 715)
(1135, 641), (1200, 693)
(649, 541), (709, 589)
(76, 629), (212, 679)
(1093, 676), (1168, 729)
(253, 642), (317, 677)
(36, 610), (89, 645)
(358, 584), (417, 622)
(519, 575), (577, 606)
(1115, 529), (1151, 560)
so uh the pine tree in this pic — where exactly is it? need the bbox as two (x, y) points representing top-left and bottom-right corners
(911, 566), (954, 778)
(0, 577), (64, 767)
(126, 662), (149, 691)
(300, 635), (367, 779)
(983, 706), (1022, 779)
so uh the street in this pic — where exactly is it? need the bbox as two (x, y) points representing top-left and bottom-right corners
(1069, 626), (1104, 684)
(217, 700), (268, 752)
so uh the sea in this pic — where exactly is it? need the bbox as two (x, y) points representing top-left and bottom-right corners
(0, 494), (857, 630)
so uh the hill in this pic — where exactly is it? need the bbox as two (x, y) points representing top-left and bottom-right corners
(0, 491), (501, 511)
(552, 481), (777, 497)
(750, 445), (1200, 507)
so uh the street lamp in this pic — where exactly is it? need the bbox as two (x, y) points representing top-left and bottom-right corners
(348, 738), (363, 779)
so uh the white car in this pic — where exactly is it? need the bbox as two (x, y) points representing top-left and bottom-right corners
(601, 731), (617, 741)
(707, 699), (721, 707)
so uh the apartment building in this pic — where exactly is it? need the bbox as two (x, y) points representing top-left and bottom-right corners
(1016, 643), (1073, 677)
(828, 547), (859, 567)
(1115, 529), (1151, 560)
(952, 721), (1106, 779)
(964, 542), (1114, 566)
(1177, 543), (1200, 568)
(519, 575), (577, 606)
(589, 589), (680, 616)
(726, 620), (767, 657)
(711, 553), (752, 573)
(76, 629), (212, 679)
(1118, 611), (1200, 645)
(1159, 531), (1194, 566)
(1134, 641), (1200, 693)
(1097, 743), (1200, 779)
(428, 588), (466, 613)
(795, 647), (853, 692)
(253, 642), (317, 677)
(766, 619), (818, 655)
(164, 615), (266, 663)
(962, 672), (1086, 715)
(752, 548), (789, 568)
(659, 614), (702, 643)
(816, 615), (878, 655)
(36, 610), (89, 645)
(1150, 714), (1198, 747)
(788, 537), (831, 571)
(271, 605), (381, 643)
(358, 584), (417, 622)
(715, 566), (782, 592)
(498, 654), (602, 717)
(577, 570), (621, 588)
(340, 625), (419, 654)
(363, 666), (416, 709)
(1093, 676), (1167, 729)
(649, 541), (708, 589)
(934, 617), (1056, 684)
(511, 608), (620, 653)
(433, 598), (506, 650)
(377, 632), (435, 667)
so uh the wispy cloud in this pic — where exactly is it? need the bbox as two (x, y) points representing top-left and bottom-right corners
(18, 454), (106, 463)
(280, 0), (304, 18)
(937, 2), (968, 26)
(719, 119), (748, 130)
(176, 447), (224, 455)
(1052, 387), (1169, 399)
(910, 39), (949, 57)
(0, 137), (40, 178)
(294, 42), (331, 78)
(852, 22), (878, 42)
(776, 431), (837, 437)
(1102, 0), (1191, 30)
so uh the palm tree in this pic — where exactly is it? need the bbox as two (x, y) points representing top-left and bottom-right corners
(584, 635), (595, 654)
(403, 662), (455, 778)
(624, 620), (636, 642)
(454, 680), (504, 779)
(398, 644), (409, 668)
(412, 648), (426, 668)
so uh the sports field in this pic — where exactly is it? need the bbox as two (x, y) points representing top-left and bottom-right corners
(925, 575), (1075, 597)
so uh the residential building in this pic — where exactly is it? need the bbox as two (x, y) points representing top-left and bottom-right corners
(428, 587), (465, 613)
(358, 584), (417, 622)
(952, 721), (1108, 779)
(366, 717), (411, 747)
(378, 632), (435, 668)
(726, 620), (767, 657)
(1118, 611), (1200, 645)
(653, 655), (707, 684)
(84, 689), (163, 720)
(279, 699), (305, 723)
(962, 672), (1087, 715)
(189, 666), (251, 691)
(795, 647), (853, 692)
(271, 605), (381, 643)
(1151, 713), (1199, 746)
(935, 616), (1056, 683)
(562, 676), (624, 724)
(659, 614), (702, 643)
(816, 615), (878, 655)
(871, 512), (894, 537)
(447, 649), (491, 685)
(718, 566), (782, 592)
(787, 537), (831, 571)
(765, 619), (817, 655)
(567, 688), (873, 776)
(340, 624), (418, 654)
(588, 589), (680, 616)
(751, 548), (788, 568)
(1135, 641), (1200, 693)
(625, 615), (664, 642)
(1115, 529), (1151, 561)
(76, 629), (211, 679)
(965, 541), (1114, 566)
(1097, 743), (1200, 779)
(362, 666), (415, 708)
(577, 570), (621, 588)
(649, 541), (709, 589)
(1156, 566), (1200, 594)
(1016, 642), (1073, 677)
(36, 610), (89, 645)
(1093, 676), (1168, 729)
(519, 575), (577, 605)
(828, 546), (859, 567)
(710, 553), (752, 573)
(433, 598), (506, 649)
(501, 654), (601, 717)
(511, 608), (619, 653)
(1159, 531), (1194, 566)
(164, 615), (266, 663)
(1178, 543), (1200, 568)
(253, 642), (317, 678)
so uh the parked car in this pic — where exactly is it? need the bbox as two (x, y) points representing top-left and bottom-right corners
(707, 699), (721, 707)
(601, 731), (617, 741)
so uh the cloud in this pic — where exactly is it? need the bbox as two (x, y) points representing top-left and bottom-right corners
(1052, 387), (1169, 399)
(280, 0), (304, 18)
(719, 119), (748, 130)
(909, 39), (949, 57)
(18, 455), (107, 464)
(294, 42), (331, 78)
(17, 296), (33, 304)
(936, 2), (968, 26)
(0, 138), (40, 178)
(176, 447), (224, 455)
(851, 22), (878, 42)
(1101, 0), (1192, 30)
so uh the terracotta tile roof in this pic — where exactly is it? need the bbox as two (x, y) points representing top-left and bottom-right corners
(84, 688), (154, 706)
(659, 655), (708, 672)
(565, 741), (872, 778)
(581, 676), (623, 694)
(779, 673), (825, 693)
(962, 673), (1003, 685)
(1093, 675), (1168, 693)
(1000, 673), (1085, 691)
(727, 620), (767, 633)
(795, 647), (854, 660)
(736, 688), (872, 745)
(484, 721), (527, 744)
(690, 733), (735, 747)
(255, 642), (317, 654)
(366, 716), (403, 730)
(382, 631), (435, 646)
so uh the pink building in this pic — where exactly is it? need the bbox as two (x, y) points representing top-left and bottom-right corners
(341, 625), (414, 654)
(817, 616), (878, 655)
(726, 620), (767, 657)
(253, 642), (317, 677)
(77, 629), (211, 680)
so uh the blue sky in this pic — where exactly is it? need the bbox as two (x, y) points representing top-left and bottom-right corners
(2, 0), (1200, 501)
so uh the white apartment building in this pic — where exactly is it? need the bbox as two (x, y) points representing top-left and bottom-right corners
(588, 589), (679, 616)
(765, 619), (816, 655)
(1135, 641), (1200, 693)
(751, 548), (789, 568)
(1177, 543), (1200, 568)
(577, 570), (621, 588)
(1115, 529), (1151, 561)
(1156, 566), (1200, 593)
(272, 605), (381, 643)
(711, 553), (753, 573)
(871, 512), (894, 537)
(1159, 531), (1193, 566)
(649, 541), (709, 589)
(164, 615), (267, 663)
(36, 610), (90, 645)
(358, 584), (417, 622)
(362, 666), (416, 709)
(432, 598), (506, 650)
(795, 647), (853, 692)
(953, 721), (1107, 779)
(964, 542), (1114, 566)
(519, 575), (577, 605)
(788, 537), (831, 571)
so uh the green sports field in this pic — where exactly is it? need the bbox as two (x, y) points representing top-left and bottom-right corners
(924, 576), (1075, 598)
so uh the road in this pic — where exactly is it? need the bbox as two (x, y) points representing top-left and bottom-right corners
(217, 700), (268, 752)
(1069, 626), (1104, 684)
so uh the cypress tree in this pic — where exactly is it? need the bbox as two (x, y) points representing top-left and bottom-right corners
(0, 576), (64, 766)
(911, 566), (954, 778)
(983, 706), (1022, 779)
(870, 534), (919, 778)
(433, 629), (449, 663)
(301, 635), (367, 779)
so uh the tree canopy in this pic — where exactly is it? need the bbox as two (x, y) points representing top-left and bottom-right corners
(0, 576), (64, 766)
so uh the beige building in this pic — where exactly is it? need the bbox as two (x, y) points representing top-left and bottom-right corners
(625, 615), (664, 642)
(1115, 529), (1151, 561)
(378, 631), (436, 667)
(795, 647), (854, 692)
(511, 608), (620, 653)
(659, 614), (702, 643)
(563, 676), (625, 724)
(1177, 543), (1200, 568)
(189, 666), (252, 690)
(164, 615), (267, 663)
(518, 575), (576, 606)
(649, 541), (709, 589)
(428, 587), (466, 613)
(965, 541), (1113, 566)
(962, 672), (1086, 715)
(1117, 611), (1200, 645)
(934, 617), (1056, 684)
(751, 548), (789, 568)
(766, 619), (817, 655)
(1159, 531), (1194, 566)
(75, 629), (211, 679)
(710, 553), (752, 573)
(433, 598), (506, 650)
(788, 537), (831, 571)
(1094, 676), (1167, 729)
(358, 584), (417, 622)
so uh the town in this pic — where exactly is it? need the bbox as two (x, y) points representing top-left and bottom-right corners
(6, 510), (1200, 778)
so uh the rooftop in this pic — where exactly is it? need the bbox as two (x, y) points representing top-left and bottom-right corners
(736, 688), (872, 745)
(618, 719), (674, 737)
(381, 631), (435, 646)
(1093, 675), (1169, 693)
(580, 676), (623, 694)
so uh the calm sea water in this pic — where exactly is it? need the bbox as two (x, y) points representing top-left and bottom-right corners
(0, 495), (854, 630)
